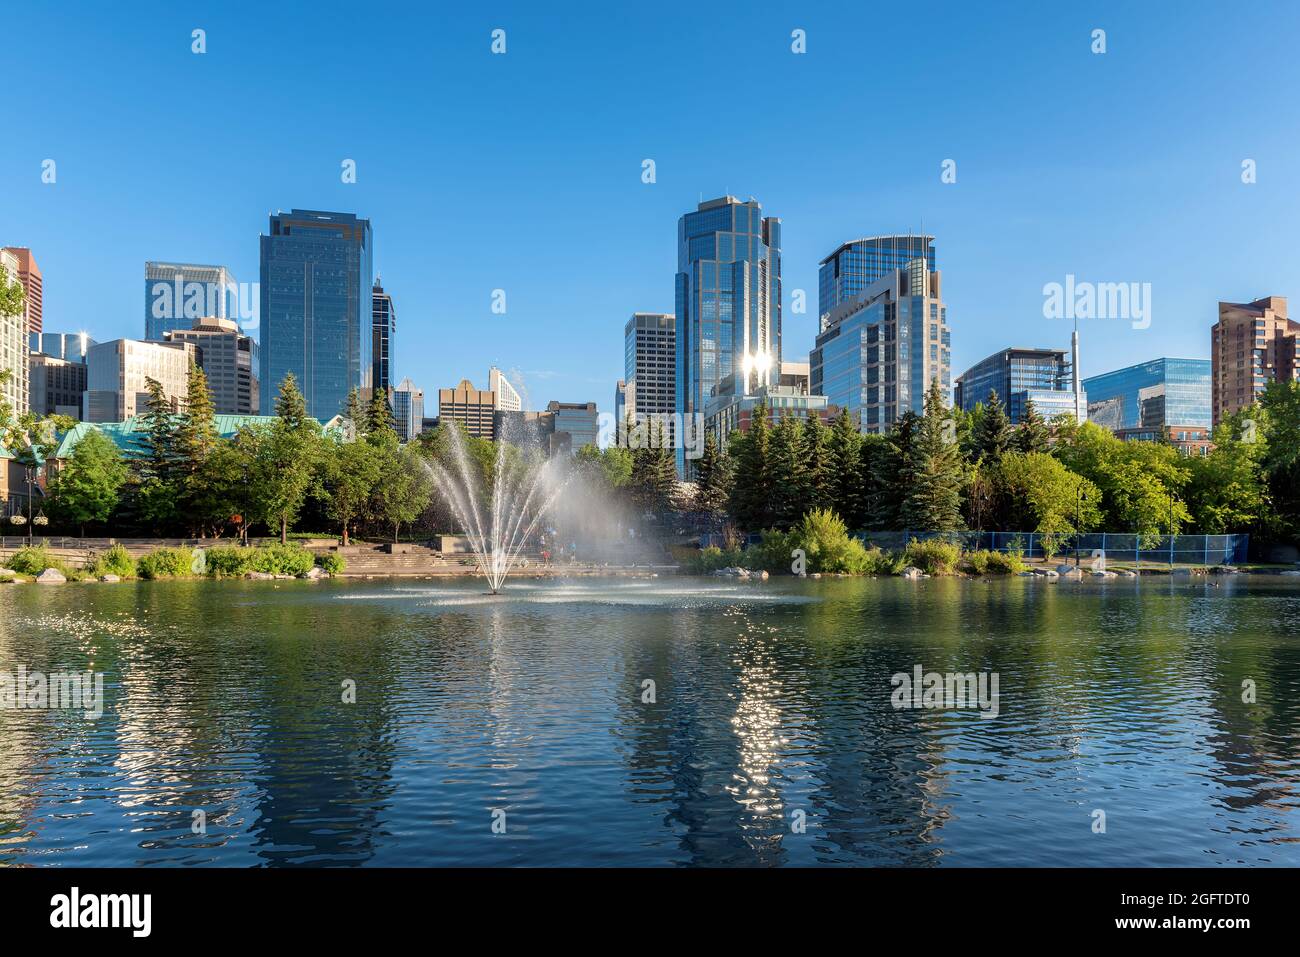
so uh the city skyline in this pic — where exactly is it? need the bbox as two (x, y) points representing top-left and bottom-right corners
(4, 3), (1300, 413)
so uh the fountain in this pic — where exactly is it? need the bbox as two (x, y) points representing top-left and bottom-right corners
(423, 423), (571, 594)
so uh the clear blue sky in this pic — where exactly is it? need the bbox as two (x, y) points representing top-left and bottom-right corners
(4, 0), (1300, 410)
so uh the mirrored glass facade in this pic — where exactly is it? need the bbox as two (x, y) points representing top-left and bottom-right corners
(259, 210), (372, 421)
(954, 347), (1081, 423)
(1082, 357), (1211, 431)
(818, 235), (935, 326)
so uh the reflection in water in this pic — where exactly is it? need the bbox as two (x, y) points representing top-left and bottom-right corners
(0, 576), (1297, 866)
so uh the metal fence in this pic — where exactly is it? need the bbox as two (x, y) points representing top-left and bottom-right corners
(699, 530), (1250, 565)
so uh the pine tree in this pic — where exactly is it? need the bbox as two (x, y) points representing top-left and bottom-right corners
(275, 372), (309, 429)
(801, 411), (832, 515)
(861, 430), (898, 529)
(826, 407), (864, 528)
(693, 431), (731, 520)
(630, 419), (677, 513)
(1016, 396), (1051, 453)
(261, 375), (321, 543)
(367, 387), (395, 439)
(899, 379), (965, 531)
(135, 377), (180, 531)
(768, 411), (808, 528)
(176, 363), (226, 535)
(973, 388), (1012, 463)
(727, 402), (773, 531)
(344, 387), (366, 438)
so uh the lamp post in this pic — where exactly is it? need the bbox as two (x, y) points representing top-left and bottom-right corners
(24, 466), (35, 546)
(1074, 483), (1087, 572)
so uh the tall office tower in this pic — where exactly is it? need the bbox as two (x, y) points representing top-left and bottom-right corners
(624, 312), (675, 426)
(30, 331), (95, 363)
(954, 347), (1084, 423)
(372, 280), (396, 397)
(260, 210), (373, 421)
(439, 378), (496, 439)
(83, 339), (197, 422)
(811, 257), (950, 433)
(29, 354), (87, 418)
(1212, 296), (1300, 426)
(392, 377), (424, 441)
(145, 262), (238, 341)
(613, 380), (628, 439)
(0, 249), (29, 416)
(675, 196), (781, 473)
(817, 235), (934, 328)
(489, 366), (522, 412)
(163, 316), (260, 414)
(1084, 358), (1212, 430)
(2, 247), (43, 334)
(546, 400), (599, 454)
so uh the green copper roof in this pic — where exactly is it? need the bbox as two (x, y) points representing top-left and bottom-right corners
(51, 415), (294, 459)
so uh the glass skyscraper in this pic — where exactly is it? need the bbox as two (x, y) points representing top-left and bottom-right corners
(811, 258), (949, 433)
(954, 347), (1083, 423)
(372, 280), (395, 397)
(1082, 357), (1212, 431)
(259, 210), (373, 421)
(145, 262), (239, 341)
(818, 235), (935, 326)
(675, 196), (781, 473)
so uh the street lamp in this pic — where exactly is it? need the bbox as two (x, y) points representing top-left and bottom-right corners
(24, 466), (36, 546)
(1074, 483), (1087, 572)
(1168, 492), (1177, 569)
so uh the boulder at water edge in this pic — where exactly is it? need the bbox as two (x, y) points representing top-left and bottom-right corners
(36, 568), (67, 584)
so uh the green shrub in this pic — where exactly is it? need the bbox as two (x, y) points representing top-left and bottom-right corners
(204, 546), (253, 578)
(90, 543), (137, 579)
(137, 547), (194, 580)
(903, 538), (961, 576)
(8, 545), (70, 576)
(966, 549), (1027, 575)
(249, 544), (315, 577)
(317, 552), (347, 576)
(794, 508), (875, 574)
(743, 529), (797, 573)
(688, 545), (743, 574)
(1039, 531), (1064, 561)
(1005, 535), (1026, 559)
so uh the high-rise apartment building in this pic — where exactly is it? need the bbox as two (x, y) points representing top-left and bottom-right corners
(439, 378), (496, 439)
(145, 262), (239, 341)
(675, 196), (781, 473)
(392, 377), (424, 441)
(83, 339), (197, 422)
(489, 366), (522, 412)
(372, 280), (395, 397)
(1211, 296), (1300, 425)
(955, 347), (1084, 423)
(2, 247), (43, 335)
(163, 316), (260, 414)
(818, 235), (935, 326)
(260, 210), (373, 421)
(811, 256), (950, 433)
(0, 249), (28, 416)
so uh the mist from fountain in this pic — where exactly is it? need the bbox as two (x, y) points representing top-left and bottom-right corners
(423, 423), (572, 593)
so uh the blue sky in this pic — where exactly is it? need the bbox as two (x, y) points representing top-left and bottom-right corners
(4, 0), (1300, 411)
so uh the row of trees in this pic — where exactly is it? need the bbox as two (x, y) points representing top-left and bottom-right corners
(684, 378), (1300, 543)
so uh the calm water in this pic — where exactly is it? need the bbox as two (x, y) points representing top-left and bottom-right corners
(0, 575), (1297, 867)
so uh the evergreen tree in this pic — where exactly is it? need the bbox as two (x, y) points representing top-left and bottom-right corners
(367, 387), (395, 439)
(826, 407), (864, 528)
(973, 388), (1012, 463)
(768, 411), (807, 528)
(344, 387), (366, 438)
(727, 402), (773, 531)
(629, 419), (677, 513)
(135, 377), (181, 531)
(692, 431), (731, 520)
(899, 379), (965, 531)
(801, 411), (832, 515)
(176, 362), (225, 535)
(861, 430), (899, 529)
(1016, 396), (1051, 454)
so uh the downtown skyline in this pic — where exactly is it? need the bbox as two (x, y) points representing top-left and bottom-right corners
(4, 2), (1300, 413)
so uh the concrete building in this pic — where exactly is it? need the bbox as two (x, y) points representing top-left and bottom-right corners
(489, 366), (522, 413)
(392, 376), (424, 441)
(676, 196), (781, 474)
(145, 261), (239, 341)
(811, 256), (950, 433)
(778, 360), (810, 394)
(624, 311), (675, 421)
(162, 316), (259, 414)
(955, 347), (1084, 423)
(259, 210), (373, 421)
(29, 354), (87, 418)
(372, 280), (396, 397)
(1211, 296), (1300, 426)
(2, 247), (43, 334)
(439, 378), (496, 439)
(84, 338), (197, 422)
(1, 249), (28, 417)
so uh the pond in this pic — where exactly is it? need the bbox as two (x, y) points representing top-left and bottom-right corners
(0, 575), (1296, 866)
